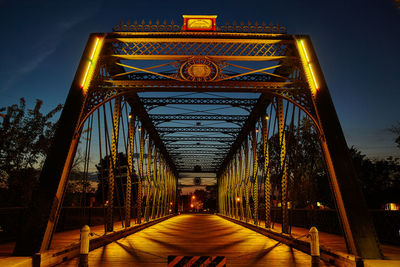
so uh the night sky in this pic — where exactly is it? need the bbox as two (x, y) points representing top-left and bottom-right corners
(0, 0), (399, 159)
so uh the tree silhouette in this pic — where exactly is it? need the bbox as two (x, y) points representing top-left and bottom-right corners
(0, 98), (62, 206)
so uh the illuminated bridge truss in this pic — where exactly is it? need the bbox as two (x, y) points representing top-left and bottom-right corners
(14, 18), (382, 260)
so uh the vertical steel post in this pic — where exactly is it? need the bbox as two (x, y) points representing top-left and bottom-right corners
(106, 97), (121, 232)
(144, 139), (152, 222)
(137, 127), (145, 224)
(244, 139), (251, 223)
(252, 129), (258, 225)
(238, 149), (244, 220)
(151, 149), (158, 219)
(156, 157), (162, 218)
(229, 161), (234, 217)
(278, 98), (289, 233)
(234, 156), (239, 219)
(262, 112), (271, 228)
(125, 112), (135, 228)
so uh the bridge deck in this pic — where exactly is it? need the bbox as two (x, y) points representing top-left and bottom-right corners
(57, 214), (334, 266)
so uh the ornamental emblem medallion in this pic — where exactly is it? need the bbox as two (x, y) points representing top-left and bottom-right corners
(180, 58), (219, 81)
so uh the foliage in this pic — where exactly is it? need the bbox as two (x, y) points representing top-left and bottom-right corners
(0, 98), (62, 206)
(194, 186), (217, 211)
(0, 98), (62, 172)
(258, 117), (333, 209)
(95, 152), (136, 207)
(350, 147), (400, 209)
(390, 122), (400, 149)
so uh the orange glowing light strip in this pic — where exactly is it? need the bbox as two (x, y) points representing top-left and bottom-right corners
(90, 38), (99, 60)
(81, 62), (91, 87)
(298, 39), (319, 92)
(300, 40), (310, 63)
(81, 37), (100, 88)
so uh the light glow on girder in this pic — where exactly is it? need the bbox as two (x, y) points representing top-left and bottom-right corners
(81, 37), (103, 91)
(300, 40), (310, 63)
(308, 63), (319, 90)
(297, 39), (319, 96)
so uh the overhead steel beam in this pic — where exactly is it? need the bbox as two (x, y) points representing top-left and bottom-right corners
(104, 80), (291, 90)
(157, 127), (240, 134)
(149, 114), (248, 122)
(171, 151), (226, 155)
(166, 144), (230, 149)
(141, 97), (258, 106)
(177, 169), (218, 173)
(163, 136), (235, 142)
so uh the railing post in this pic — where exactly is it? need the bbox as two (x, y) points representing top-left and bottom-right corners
(309, 226), (320, 267)
(79, 225), (90, 267)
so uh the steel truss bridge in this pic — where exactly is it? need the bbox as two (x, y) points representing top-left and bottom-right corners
(12, 15), (384, 264)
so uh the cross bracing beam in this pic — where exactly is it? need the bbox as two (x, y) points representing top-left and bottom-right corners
(124, 73), (280, 82)
(156, 127), (240, 134)
(163, 136), (235, 142)
(174, 156), (224, 161)
(103, 80), (292, 91)
(178, 169), (218, 173)
(149, 114), (248, 122)
(170, 151), (226, 155)
(140, 97), (258, 106)
(166, 144), (230, 150)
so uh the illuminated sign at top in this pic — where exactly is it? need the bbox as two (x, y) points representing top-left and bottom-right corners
(183, 15), (217, 31)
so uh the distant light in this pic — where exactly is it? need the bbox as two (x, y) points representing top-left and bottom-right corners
(265, 115), (269, 120)
(170, 202), (173, 205)
(190, 204), (194, 208)
(192, 195), (196, 199)
(138, 127), (142, 132)
(236, 197), (240, 202)
(128, 113), (132, 119)
(255, 129), (259, 133)
(169, 209), (172, 212)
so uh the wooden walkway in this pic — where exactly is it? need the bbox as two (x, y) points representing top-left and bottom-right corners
(57, 214), (334, 266)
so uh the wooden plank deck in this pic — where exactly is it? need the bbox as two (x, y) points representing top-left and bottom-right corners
(56, 214), (334, 266)
(1, 214), (399, 266)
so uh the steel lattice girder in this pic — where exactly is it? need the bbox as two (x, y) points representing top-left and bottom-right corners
(166, 144), (230, 149)
(149, 114), (248, 122)
(109, 37), (292, 60)
(140, 97), (258, 106)
(171, 151), (226, 156)
(156, 127), (240, 134)
(162, 136), (235, 142)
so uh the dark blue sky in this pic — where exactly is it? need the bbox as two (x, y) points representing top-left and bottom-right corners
(0, 0), (399, 158)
